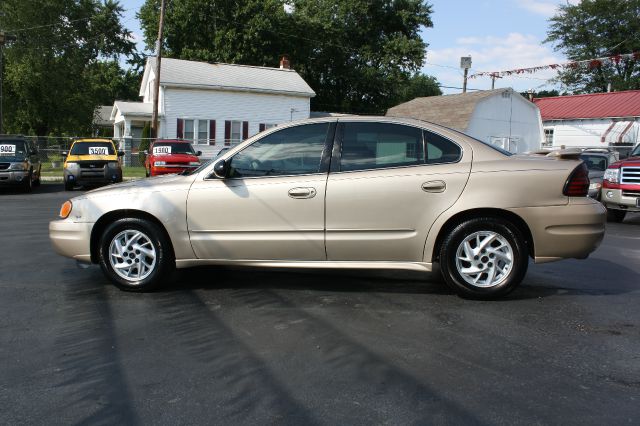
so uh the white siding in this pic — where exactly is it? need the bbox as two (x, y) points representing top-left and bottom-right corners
(163, 88), (310, 157)
(546, 118), (640, 148)
(465, 92), (543, 154)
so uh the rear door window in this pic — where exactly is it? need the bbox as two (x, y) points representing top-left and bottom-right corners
(339, 122), (424, 172)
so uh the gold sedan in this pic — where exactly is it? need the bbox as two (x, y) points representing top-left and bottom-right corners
(50, 117), (605, 299)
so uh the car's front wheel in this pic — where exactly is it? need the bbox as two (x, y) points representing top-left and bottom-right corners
(98, 218), (174, 292)
(439, 217), (529, 299)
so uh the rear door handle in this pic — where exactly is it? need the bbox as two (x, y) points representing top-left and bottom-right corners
(421, 180), (446, 193)
(288, 187), (317, 199)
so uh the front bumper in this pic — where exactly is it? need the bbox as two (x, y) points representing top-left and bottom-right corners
(0, 170), (29, 186)
(64, 166), (122, 186)
(601, 188), (640, 212)
(49, 220), (93, 263)
(509, 198), (606, 263)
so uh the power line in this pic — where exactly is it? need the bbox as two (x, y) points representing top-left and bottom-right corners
(3, 8), (134, 33)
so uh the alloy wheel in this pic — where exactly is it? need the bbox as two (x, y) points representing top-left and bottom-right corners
(454, 231), (514, 288)
(108, 229), (157, 282)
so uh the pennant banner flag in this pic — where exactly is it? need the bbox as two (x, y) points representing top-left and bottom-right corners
(469, 52), (640, 79)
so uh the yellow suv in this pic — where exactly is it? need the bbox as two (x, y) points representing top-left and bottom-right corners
(63, 139), (123, 190)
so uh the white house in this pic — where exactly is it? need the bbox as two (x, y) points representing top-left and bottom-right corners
(533, 90), (640, 157)
(386, 88), (543, 154)
(110, 56), (316, 158)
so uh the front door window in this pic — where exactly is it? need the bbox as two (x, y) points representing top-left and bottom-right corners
(228, 123), (330, 178)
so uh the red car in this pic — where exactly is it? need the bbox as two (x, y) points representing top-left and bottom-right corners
(145, 140), (202, 177)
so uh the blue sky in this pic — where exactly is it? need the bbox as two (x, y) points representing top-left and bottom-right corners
(119, 0), (576, 94)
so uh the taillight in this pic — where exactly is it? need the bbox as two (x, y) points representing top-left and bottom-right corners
(564, 163), (590, 197)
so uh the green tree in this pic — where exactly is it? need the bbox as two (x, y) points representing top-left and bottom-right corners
(138, 0), (435, 114)
(1, 0), (136, 136)
(546, 0), (640, 93)
(392, 73), (441, 106)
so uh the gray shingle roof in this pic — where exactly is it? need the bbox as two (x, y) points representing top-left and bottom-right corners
(146, 57), (315, 97)
(386, 88), (512, 131)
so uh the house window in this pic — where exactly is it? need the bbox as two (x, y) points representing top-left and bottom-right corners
(180, 119), (213, 144)
(198, 120), (208, 143)
(544, 128), (554, 147)
(231, 121), (242, 143)
(184, 119), (195, 141)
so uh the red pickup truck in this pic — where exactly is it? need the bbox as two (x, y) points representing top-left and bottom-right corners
(601, 143), (640, 222)
(145, 140), (201, 177)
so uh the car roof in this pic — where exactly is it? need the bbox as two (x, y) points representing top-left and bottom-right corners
(73, 138), (114, 143)
(153, 139), (190, 144)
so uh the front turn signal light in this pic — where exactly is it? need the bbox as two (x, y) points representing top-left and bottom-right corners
(59, 200), (73, 219)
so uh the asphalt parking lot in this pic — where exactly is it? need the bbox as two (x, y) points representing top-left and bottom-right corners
(1, 183), (639, 425)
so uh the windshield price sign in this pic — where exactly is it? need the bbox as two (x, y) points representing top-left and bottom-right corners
(88, 146), (109, 156)
(153, 146), (172, 155)
(0, 144), (16, 156)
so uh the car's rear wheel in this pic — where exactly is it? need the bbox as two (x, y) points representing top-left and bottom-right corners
(439, 217), (528, 299)
(606, 208), (626, 223)
(33, 166), (41, 187)
(98, 218), (174, 292)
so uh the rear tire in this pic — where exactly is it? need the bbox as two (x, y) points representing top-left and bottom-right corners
(33, 166), (41, 187)
(439, 217), (529, 300)
(98, 218), (174, 292)
(606, 208), (626, 223)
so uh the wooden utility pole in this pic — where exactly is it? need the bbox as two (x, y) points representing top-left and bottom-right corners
(0, 30), (17, 135)
(151, 0), (167, 140)
(460, 56), (472, 94)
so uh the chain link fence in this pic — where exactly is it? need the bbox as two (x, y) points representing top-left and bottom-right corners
(25, 136), (238, 177)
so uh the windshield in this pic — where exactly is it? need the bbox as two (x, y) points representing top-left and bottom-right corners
(70, 141), (115, 156)
(0, 140), (28, 161)
(580, 154), (608, 171)
(631, 144), (640, 157)
(152, 142), (195, 155)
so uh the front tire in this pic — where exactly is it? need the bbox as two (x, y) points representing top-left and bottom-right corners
(439, 217), (529, 299)
(606, 208), (626, 223)
(22, 170), (33, 193)
(98, 218), (174, 292)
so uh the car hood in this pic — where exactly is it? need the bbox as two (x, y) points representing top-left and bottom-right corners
(80, 173), (196, 198)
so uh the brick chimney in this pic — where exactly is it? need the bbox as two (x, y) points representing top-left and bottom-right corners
(279, 55), (291, 70)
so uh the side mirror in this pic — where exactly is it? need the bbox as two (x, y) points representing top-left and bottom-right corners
(61, 151), (68, 157)
(212, 159), (228, 179)
(196, 150), (202, 157)
(117, 151), (125, 157)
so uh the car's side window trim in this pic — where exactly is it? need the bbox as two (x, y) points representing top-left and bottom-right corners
(319, 122), (337, 174)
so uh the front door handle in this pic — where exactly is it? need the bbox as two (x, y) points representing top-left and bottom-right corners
(421, 180), (446, 193)
(288, 187), (317, 199)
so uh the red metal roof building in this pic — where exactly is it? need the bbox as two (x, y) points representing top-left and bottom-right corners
(533, 90), (640, 120)
(532, 90), (640, 151)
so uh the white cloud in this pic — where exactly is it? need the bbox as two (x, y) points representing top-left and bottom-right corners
(517, 0), (558, 16)
(516, 0), (582, 17)
(423, 32), (565, 94)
